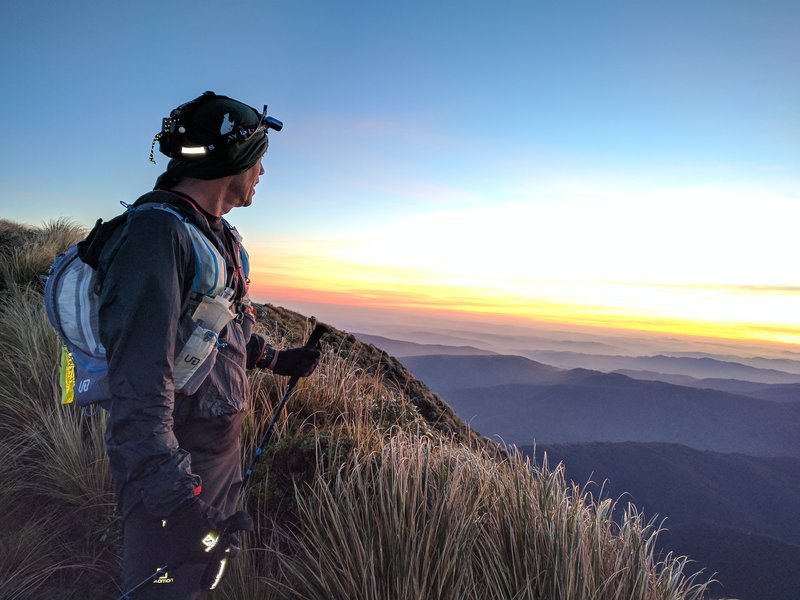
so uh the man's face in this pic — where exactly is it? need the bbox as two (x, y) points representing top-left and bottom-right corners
(228, 159), (265, 210)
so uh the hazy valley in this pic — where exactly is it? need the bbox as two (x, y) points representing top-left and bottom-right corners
(356, 332), (800, 600)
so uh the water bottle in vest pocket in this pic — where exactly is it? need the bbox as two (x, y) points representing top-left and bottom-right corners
(173, 324), (220, 396)
(174, 286), (236, 395)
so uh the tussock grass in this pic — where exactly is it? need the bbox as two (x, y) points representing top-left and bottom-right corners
(241, 323), (427, 483)
(0, 220), (36, 252)
(0, 224), (119, 599)
(258, 433), (710, 600)
(0, 514), (73, 600)
(22, 406), (112, 509)
(0, 218), (84, 293)
(0, 285), (61, 424)
(268, 435), (487, 599)
(0, 219), (711, 599)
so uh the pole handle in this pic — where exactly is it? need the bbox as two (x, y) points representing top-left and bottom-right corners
(286, 322), (331, 386)
(305, 321), (331, 348)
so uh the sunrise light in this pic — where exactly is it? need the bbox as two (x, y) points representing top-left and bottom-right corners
(248, 184), (799, 350)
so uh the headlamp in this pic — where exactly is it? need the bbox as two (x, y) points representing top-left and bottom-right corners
(149, 91), (282, 163)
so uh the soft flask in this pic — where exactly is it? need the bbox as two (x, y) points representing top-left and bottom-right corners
(173, 287), (236, 393)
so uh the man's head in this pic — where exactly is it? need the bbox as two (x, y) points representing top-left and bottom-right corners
(153, 91), (281, 189)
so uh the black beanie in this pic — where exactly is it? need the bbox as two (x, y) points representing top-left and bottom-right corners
(155, 92), (269, 189)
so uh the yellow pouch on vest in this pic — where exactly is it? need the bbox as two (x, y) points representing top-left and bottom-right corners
(59, 344), (76, 405)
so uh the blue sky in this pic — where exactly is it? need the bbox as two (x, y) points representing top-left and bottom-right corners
(1, 0), (798, 349)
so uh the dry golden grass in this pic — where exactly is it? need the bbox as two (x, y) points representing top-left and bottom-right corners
(0, 218), (84, 293)
(251, 433), (710, 600)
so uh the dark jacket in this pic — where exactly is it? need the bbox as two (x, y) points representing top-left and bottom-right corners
(97, 191), (258, 519)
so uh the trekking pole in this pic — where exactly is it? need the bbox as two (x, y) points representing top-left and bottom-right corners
(196, 322), (331, 591)
(117, 322), (331, 599)
(242, 321), (331, 490)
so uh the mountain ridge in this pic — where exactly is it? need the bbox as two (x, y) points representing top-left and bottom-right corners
(525, 441), (800, 544)
(522, 441), (800, 600)
(614, 369), (800, 402)
(524, 350), (800, 384)
(353, 332), (497, 357)
(401, 354), (800, 456)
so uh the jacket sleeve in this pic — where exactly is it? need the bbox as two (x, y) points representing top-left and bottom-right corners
(98, 209), (201, 518)
(246, 332), (277, 369)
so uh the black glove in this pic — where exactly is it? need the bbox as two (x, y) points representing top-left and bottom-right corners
(163, 498), (253, 565)
(199, 512), (254, 591)
(271, 345), (321, 377)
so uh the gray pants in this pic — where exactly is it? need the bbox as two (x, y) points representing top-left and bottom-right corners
(119, 412), (244, 599)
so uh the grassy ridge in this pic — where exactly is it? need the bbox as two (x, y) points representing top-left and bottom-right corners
(0, 219), (710, 599)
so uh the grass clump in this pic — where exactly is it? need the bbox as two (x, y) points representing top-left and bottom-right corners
(257, 433), (709, 600)
(0, 222), (117, 599)
(0, 218), (84, 295)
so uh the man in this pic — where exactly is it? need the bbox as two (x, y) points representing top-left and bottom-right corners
(94, 91), (320, 598)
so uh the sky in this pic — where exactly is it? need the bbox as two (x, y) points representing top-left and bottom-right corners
(1, 0), (799, 355)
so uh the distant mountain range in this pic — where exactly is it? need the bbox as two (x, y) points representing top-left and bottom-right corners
(398, 353), (568, 388)
(355, 332), (800, 384)
(523, 442), (800, 600)
(354, 333), (496, 357)
(401, 354), (800, 457)
(660, 522), (800, 600)
(527, 442), (800, 544)
(364, 335), (800, 599)
(614, 369), (800, 402)
(364, 333), (800, 387)
(659, 351), (800, 375)
(523, 350), (800, 384)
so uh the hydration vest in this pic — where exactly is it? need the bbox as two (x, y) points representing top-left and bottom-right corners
(44, 201), (249, 406)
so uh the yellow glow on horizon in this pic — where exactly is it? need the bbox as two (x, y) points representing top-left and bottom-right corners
(250, 257), (800, 348)
(245, 185), (799, 351)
